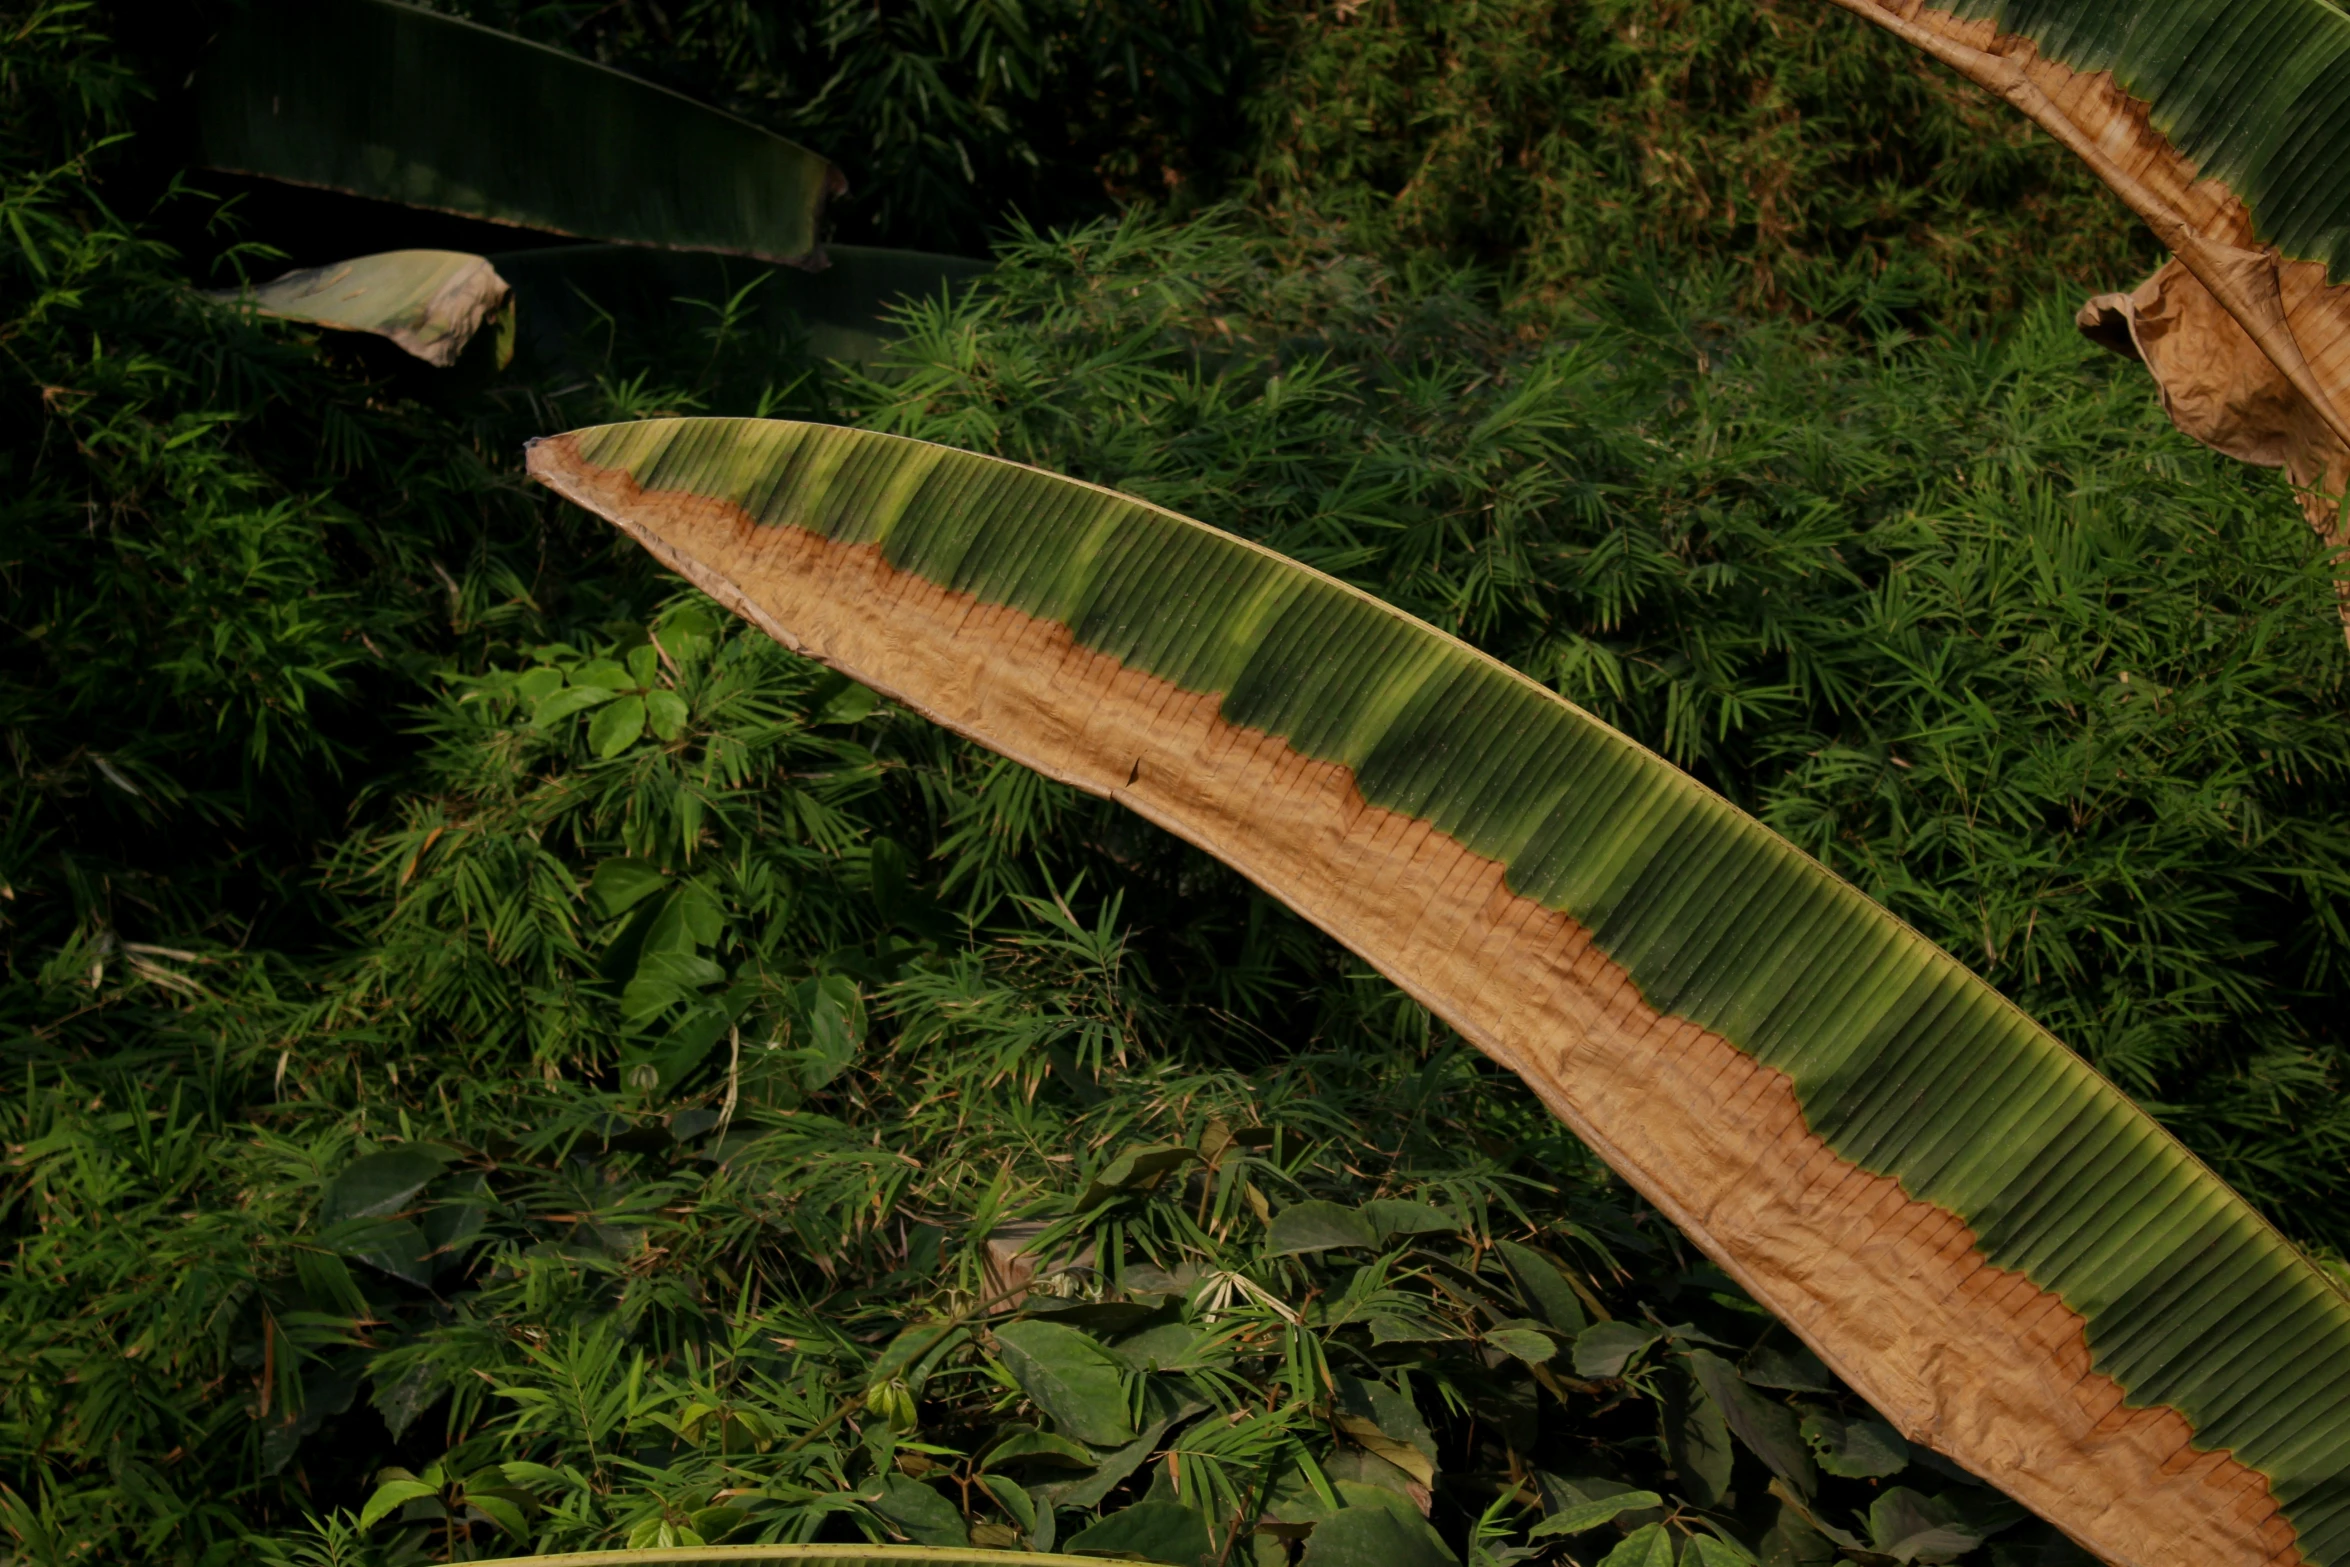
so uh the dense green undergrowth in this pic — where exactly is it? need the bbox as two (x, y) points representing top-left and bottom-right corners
(3, 3), (2344, 1567)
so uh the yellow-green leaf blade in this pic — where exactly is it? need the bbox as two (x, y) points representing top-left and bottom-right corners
(205, 250), (510, 367)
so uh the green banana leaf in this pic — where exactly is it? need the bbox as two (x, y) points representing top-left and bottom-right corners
(204, 249), (513, 367)
(1821, 0), (2350, 610)
(492, 244), (988, 372)
(194, 0), (839, 263)
(528, 417), (2350, 1567)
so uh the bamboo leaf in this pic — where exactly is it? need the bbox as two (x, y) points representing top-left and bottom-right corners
(1823, 0), (2350, 625)
(992, 1320), (1135, 1448)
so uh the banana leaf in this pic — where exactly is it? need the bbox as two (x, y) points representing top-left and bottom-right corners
(194, 0), (839, 264)
(1821, 0), (2350, 620)
(529, 417), (2350, 1567)
(492, 245), (988, 372)
(204, 249), (512, 367)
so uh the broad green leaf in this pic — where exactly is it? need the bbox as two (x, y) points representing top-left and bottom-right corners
(982, 1426), (1098, 1471)
(531, 685), (616, 724)
(586, 859), (667, 922)
(1865, 1488), (2020, 1565)
(1494, 1238), (1590, 1333)
(1111, 1322), (1206, 1372)
(1266, 1199), (1377, 1255)
(866, 1473), (968, 1547)
(1299, 1503), (1457, 1567)
(1332, 1373), (1436, 1473)
(1685, 1348), (1817, 1499)
(356, 1477), (438, 1531)
(653, 602), (720, 662)
(463, 1492), (529, 1541)
(978, 1472), (1035, 1532)
(1739, 1335), (1835, 1394)
(195, 0), (837, 262)
(796, 976), (863, 1090)
(1801, 1411), (1910, 1479)
(1600, 1523), (1679, 1567)
(1076, 1142), (1198, 1210)
(205, 251), (511, 368)
(1064, 1500), (1212, 1566)
(321, 1147), (446, 1225)
(1823, 0), (2350, 628)
(1684, 1535), (1760, 1567)
(1362, 1199), (1457, 1238)
(685, 1505), (746, 1542)
(992, 1320), (1135, 1448)
(644, 689), (689, 741)
(1663, 1364), (1734, 1508)
(570, 659), (635, 691)
(1530, 1491), (1666, 1537)
(815, 677), (884, 726)
(1044, 1412), (1178, 1511)
(1485, 1321), (1563, 1365)
(587, 694), (646, 757)
(531, 416), (2350, 1567)
(1573, 1320), (1662, 1380)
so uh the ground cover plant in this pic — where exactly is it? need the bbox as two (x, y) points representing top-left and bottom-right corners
(4, 3), (2348, 1567)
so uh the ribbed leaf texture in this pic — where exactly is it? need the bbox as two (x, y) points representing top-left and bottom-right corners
(1824, 0), (2350, 627)
(203, 250), (512, 367)
(530, 418), (2350, 1567)
(194, 0), (838, 262)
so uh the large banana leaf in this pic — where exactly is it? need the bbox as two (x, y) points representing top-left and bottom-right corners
(529, 417), (2350, 1567)
(1822, 0), (2350, 615)
(494, 245), (988, 372)
(204, 249), (512, 367)
(195, 0), (839, 263)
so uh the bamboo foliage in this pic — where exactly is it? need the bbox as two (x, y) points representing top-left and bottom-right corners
(1821, 0), (2350, 623)
(531, 417), (2350, 1567)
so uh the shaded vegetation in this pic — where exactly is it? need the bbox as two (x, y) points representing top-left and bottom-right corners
(1245, 0), (2157, 323)
(1, 4), (2340, 1567)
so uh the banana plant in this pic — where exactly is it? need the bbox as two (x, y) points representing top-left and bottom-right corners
(204, 249), (514, 367)
(189, 2), (981, 369)
(494, 244), (991, 372)
(1820, 0), (2350, 625)
(528, 417), (2350, 1567)
(195, 0), (838, 263)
